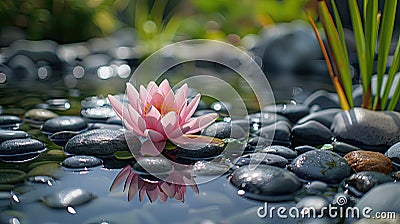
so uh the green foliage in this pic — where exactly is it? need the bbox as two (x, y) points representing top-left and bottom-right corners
(309, 0), (400, 111)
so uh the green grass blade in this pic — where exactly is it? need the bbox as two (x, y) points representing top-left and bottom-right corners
(364, 0), (378, 83)
(318, 0), (353, 107)
(348, 0), (368, 107)
(330, 0), (349, 66)
(385, 37), (400, 110)
(375, 0), (397, 109)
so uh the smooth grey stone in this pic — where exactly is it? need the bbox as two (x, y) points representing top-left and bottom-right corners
(133, 157), (173, 175)
(0, 138), (45, 155)
(230, 165), (302, 201)
(81, 107), (116, 121)
(193, 161), (230, 176)
(27, 176), (55, 185)
(305, 181), (329, 195)
(0, 115), (21, 126)
(62, 155), (103, 168)
(332, 141), (361, 155)
(247, 112), (289, 126)
(263, 103), (310, 123)
(202, 122), (247, 139)
(88, 123), (123, 130)
(288, 149), (351, 184)
(106, 116), (122, 125)
(292, 120), (332, 146)
(0, 105), (2, 114)
(354, 183), (400, 220)
(255, 120), (291, 146)
(296, 108), (341, 128)
(81, 96), (109, 108)
(230, 119), (250, 133)
(331, 108), (400, 152)
(42, 116), (87, 134)
(41, 188), (95, 208)
(65, 129), (140, 156)
(296, 196), (330, 215)
(48, 131), (80, 147)
(255, 145), (297, 159)
(343, 171), (393, 197)
(23, 109), (58, 125)
(303, 90), (340, 111)
(233, 152), (289, 168)
(0, 130), (29, 142)
(42, 99), (71, 111)
(168, 143), (224, 159)
(4, 39), (60, 64)
(245, 137), (271, 150)
(386, 142), (400, 165)
(294, 145), (318, 154)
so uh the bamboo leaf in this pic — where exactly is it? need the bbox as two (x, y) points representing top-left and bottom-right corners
(385, 37), (400, 110)
(318, 0), (353, 108)
(375, 0), (397, 109)
(330, 0), (350, 68)
(348, 0), (368, 108)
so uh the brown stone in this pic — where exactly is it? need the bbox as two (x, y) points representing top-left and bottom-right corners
(343, 150), (393, 174)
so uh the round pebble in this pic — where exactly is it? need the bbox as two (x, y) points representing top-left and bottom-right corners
(132, 157), (173, 175)
(41, 188), (95, 208)
(0, 130), (29, 142)
(230, 165), (302, 201)
(233, 152), (288, 168)
(193, 161), (230, 176)
(288, 149), (351, 184)
(202, 122), (247, 139)
(48, 131), (80, 147)
(385, 142), (400, 166)
(62, 155), (103, 168)
(41, 116), (88, 134)
(0, 138), (46, 162)
(167, 143), (224, 160)
(255, 145), (297, 159)
(344, 150), (393, 174)
(0, 115), (22, 129)
(343, 171), (393, 197)
(23, 109), (58, 127)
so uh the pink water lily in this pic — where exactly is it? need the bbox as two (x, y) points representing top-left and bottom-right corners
(108, 79), (219, 156)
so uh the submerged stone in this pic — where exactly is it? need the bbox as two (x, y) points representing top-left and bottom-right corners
(62, 155), (103, 168)
(288, 149), (351, 184)
(65, 129), (139, 156)
(132, 157), (173, 175)
(331, 108), (400, 152)
(0, 130), (29, 142)
(41, 116), (88, 134)
(41, 188), (95, 208)
(343, 171), (393, 197)
(230, 165), (302, 201)
(343, 150), (393, 174)
(193, 161), (230, 176)
(0, 169), (26, 184)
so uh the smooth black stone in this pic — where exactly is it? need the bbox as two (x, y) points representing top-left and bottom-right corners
(246, 137), (271, 150)
(303, 90), (340, 111)
(291, 120), (332, 146)
(0, 115), (21, 126)
(332, 141), (361, 155)
(385, 142), (400, 165)
(42, 116), (88, 134)
(294, 145), (318, 154)
(106, 116), (122, 125)
(62, 155), (103, 168)
(65, 129), (140, 156)
(168, 143), (224, 159)
(263, 104), (310, 123)
(296, 108), (341, 128)
(331, 108), (400, 152)
(255, 145), (297, 159)
(230, 165), (302, 201)
(0, 130), (29, 142)
(233, 153), (289, 168)
(48, 131), (80, 147)
(44, 99), (71, 111)
(81, 96), (109, 108)
(0, 138), (45, 155)
(230, 119), (250, 133)
(202, 122), (247, 139)
(247, 112), (289, 126)
(254, 120), (291, 146)
(0, 105), (2, 114)
(288, 149), (351, 184)
(343, 171), (393, 197)
(133, 157), (173, 175)
(193, 161), (230, 176)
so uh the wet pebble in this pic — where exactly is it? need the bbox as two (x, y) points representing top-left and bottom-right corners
(263, 103), (310, 123)
(0, 115), (22, 129)
(48, 131), (80, 147)
(296, 196), (330, 216)
(331, 108), (400, 152)
(230, 165), (302, 201)
(0, 138), (46, 162)
(385, 142), (400, 166)
(106, 116), (122, 125)
(255, 145), (297, 159)
(81, 107), (116, 122)
(343, 171), (393, 197)
(305, 181), (329, 195)
(37, 99), (71, 111)
(0, 130), (29, 142)
(41, 188), (95, 208)
(332, 141), (361, 155)
(296, 108), (341, 128)
(247, 112), (289, 127)
(27, 175), (55, 186)
(202, 122), (247, 139)
(302, 90), (340, 111)
(294, 145), (318, 154)
(62, 155), (103, 168)
(254, 120), (291, 146)
(344, 150), (393, 174)
(41, 116), (88, 134)
(167, 143), (224, 160)
(132, 157), (173, 175)
(0, 169), (26, 184)
(288, 149), (351, 184)
(291, 120), (333, 146)
(88, 123), (123, 130)
(233, 153), (289, 168)
(23, 109), (58, 127)
(81, 95), (109, 108)
(193, 161), (230, 176)
(245, 137), (271, 151)
(65, 129), (139, 156)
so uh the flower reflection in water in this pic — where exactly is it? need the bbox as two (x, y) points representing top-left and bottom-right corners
(110, 164), (199, 203)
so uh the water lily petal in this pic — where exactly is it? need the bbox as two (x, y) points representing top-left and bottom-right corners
(141, 140), (166, 156)
(158, 190), (168, 202)
(124, 171), (135, 192)
(162, 90), (177, 115)
(182, 94), (200, 123)
(110, 165), (131, 191)
(127, 104), (146, 136)
(144, 105), (162, 131)
(159, 79), (171, 96)
(146, 81), (158, 96)
(139, 187), (146, 202)
(146, 183), (160, 203)
(174, 83), (188, 112)
(145, 129), (165, 142)
(126, 83), (140, 112)
(139, 85), (150, 107)
(108, 95), (123, 118)
(128, 174), (139, 201)
(161, 111), (179, 136)
(184, 113), (218, 134)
